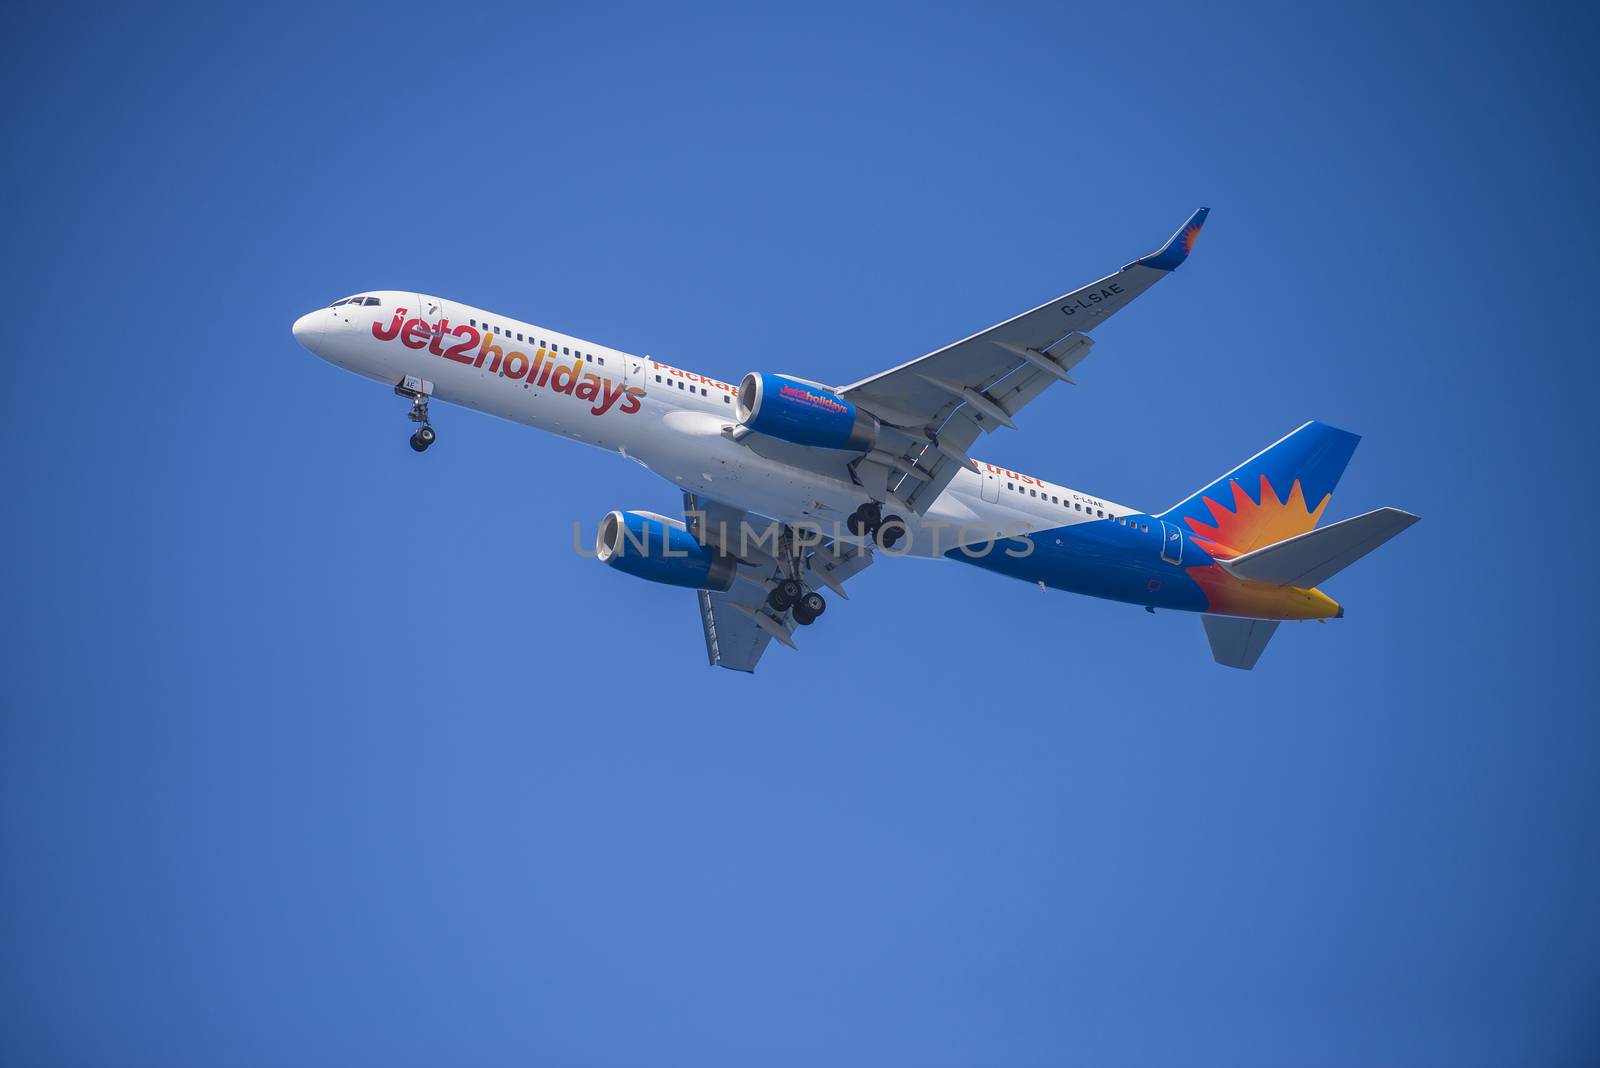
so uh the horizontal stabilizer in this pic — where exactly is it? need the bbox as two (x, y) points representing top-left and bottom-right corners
(1220, 507), (1420, 588)
(1202, 615), (1279, 670)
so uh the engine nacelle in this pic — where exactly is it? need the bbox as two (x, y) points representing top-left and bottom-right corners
(736, 372), (878, 453)
(595, 510), (736, 592)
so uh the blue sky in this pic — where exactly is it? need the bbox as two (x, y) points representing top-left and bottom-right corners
(3, 4), (1597, 1064)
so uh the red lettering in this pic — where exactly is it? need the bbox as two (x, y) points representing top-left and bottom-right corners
(503, 351), (529, 380)
(372, 309), (406, 341)
(428, 318), (451, 356)
(593, 378), (625, 415)
(619, 387), (643, 415)
(443, 324), (478, 363)
(401, 319), (430, 349)
(550, 360), (580, 394)
(477, 332), (503, 373)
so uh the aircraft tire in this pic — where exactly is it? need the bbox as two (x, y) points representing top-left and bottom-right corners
(798, 591), (826, 619)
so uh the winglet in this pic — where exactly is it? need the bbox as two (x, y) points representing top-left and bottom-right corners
(1125, 207), (1209, 272)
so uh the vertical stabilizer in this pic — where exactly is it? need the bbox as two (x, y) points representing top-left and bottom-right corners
(1160, 422), (1360, 558)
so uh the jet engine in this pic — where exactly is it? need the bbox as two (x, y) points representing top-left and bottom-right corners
(595, 510), (736, 592)
(736, 372), (878, 453)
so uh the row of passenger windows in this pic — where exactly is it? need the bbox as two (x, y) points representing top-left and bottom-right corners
(468, 319), (606, 366)
(654, 373), (730, 402)
(466, 316), (738, 402)
(332, 296), (380, 307)
(1003, 481), (1151, 531)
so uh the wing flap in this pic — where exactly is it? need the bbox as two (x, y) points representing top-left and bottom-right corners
(835, 210), (1208, 516)
(689, 494), (875, 673)
(699, 585), (789, 672)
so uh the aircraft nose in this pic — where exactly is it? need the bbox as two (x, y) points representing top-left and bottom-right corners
(291, 311), (323, 349)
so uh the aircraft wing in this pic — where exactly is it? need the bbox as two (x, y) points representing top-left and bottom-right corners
(837, 208), (1208, 516)
(685, 493), (875, 673)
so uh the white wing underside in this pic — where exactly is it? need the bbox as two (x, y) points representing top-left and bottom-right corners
(685, 211), (1210, 669)
(734, 212), (1206, 518)
(688, 493), (875, 673)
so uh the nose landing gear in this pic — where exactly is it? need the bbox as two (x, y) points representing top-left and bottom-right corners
(396, 376), (436, 453)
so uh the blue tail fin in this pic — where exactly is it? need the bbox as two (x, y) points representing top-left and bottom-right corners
(1159, 422), (1361, 558)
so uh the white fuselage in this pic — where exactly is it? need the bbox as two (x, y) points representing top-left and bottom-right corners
(292, 291), (1136, 560)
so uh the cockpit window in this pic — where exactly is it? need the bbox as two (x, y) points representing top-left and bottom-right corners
(330, 299), (348, 307)
(363, 296), (380, 306)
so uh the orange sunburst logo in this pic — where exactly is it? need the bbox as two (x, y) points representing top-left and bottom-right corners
(1185, 474), (1328, 559)
(1182, 224), (1201, 253)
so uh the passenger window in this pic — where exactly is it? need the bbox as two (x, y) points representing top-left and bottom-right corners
(469, 319), (476, 326)
(1097, 509), (1104, 517)
(701, 387), (707, 396)
(1029, 489), (1037, 497)
(723, 395), (730, 403)
(1051, 495), (1059, 504)
(563, 347), (570, 354)
(517, 333), (524, 341)
(655, 375), (662, 382)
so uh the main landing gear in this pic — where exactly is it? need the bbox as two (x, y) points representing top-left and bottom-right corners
(763, 528), (829, 627)
(793, 591), (827, 626)
(767, 580), (827, 626)
(396, 376), (436, 453)
(846, 501), (905, 549)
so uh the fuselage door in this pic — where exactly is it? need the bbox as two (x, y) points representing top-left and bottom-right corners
(622, 352), (650, 394)
(1159, 519), (1184, 565)
(416, 294), (444, 348)
(980, 470), (1000, 503)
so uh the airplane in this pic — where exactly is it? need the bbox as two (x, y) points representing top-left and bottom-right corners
(291, 209), (1417, 671)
